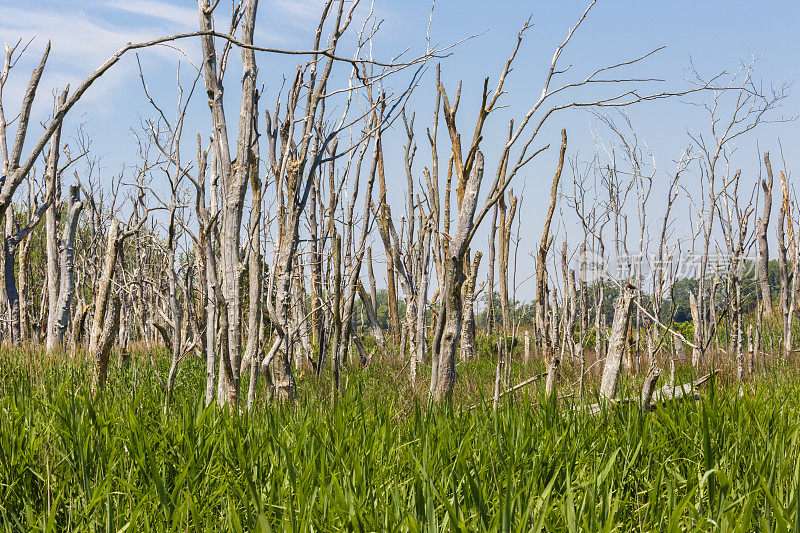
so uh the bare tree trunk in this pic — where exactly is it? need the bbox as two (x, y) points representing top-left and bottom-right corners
(358, 247), (388, 355)
(198, 0), (259, 408)
(734, 275), (743, 381)
(90, 298), (120, 399)
(46, 185), (83, 351)
(459, 252), (482, 361)
(544, 355), (560, 398)
(786, 256), (799, 361)
(414, 230), (432, 367)
(247, 314), (264, 411)
(89, 220), (121, 356)
(757, 152), (774, 316)
(44, 91), (67, 350)
(331, 234), (342, 396)
(499, 190), (517, 387)
(594, 255), (605, 366)
(640, 360), (662, 410)
(545, 290), (559, 397)
(72, 302), (89, 354)
(3, 214), (19, 343)
(560, 245), (576, 365)
(778, 168), (793, 361)
(192, 142), (220, 406)
(486, 205), (498, 335)
(378, 160), (402, 348)
(755, 306), (763, 375)
(18, 233), (31, 342)
(537, 130), (567, 391)
(4, 197), (49, 344)
(689, 291), (701, 367)
(334, 130), (380, 377)
(242, 154), (263, 387)
(163, 199), (185, 412)
(524, 330), (530, 363)
(599, 283), (634, 400)
(431, 152), (485, 402)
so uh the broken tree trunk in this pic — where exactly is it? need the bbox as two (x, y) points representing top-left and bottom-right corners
(431, 152), (485, 402)
(90, 297), (121, 399)
(640, 361), (662, 410)
(538, 130), (567, 392)
(599, 282), (635, 400)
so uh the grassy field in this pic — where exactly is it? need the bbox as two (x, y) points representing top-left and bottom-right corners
(2, 348), (800, 531)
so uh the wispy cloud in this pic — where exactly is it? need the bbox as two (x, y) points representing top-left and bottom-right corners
(0, 1), (201, 118)
(105, 0), (197, 30)
(0, 6), (158, 68)
(270, 0), (326, 25)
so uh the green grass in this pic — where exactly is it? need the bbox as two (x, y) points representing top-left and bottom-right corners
(2, 349), (800, 531)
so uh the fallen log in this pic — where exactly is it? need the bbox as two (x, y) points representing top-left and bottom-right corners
(579, 371), (718, 416)
(468, 372), (547, 410)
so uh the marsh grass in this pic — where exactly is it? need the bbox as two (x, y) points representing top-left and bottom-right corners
(1, 347), (800, 531)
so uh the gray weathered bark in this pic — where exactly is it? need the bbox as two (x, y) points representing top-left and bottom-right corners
(599, 283), (634, 399)
(538, 130), (567, 388)
(459, 252), (482, 361)
(44, 89), (69, 351)
(431, 152), (485, 401)
(88, 219), (121, 356)
(198, 0), (259, 407)
(90, 297), (120, 399)
(756, 152), (774, 316)
(46, 185), (83, 351)
(639, 361), (662, 410)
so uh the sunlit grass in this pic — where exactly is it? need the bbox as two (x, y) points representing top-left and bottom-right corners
(1, 348), (799, 531)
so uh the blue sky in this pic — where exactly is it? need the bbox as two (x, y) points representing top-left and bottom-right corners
(1, 1), (798, 300)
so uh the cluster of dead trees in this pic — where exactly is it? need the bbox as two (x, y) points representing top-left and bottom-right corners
(0, 0), (793, 411)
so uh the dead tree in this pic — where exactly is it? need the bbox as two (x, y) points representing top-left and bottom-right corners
(559, 243), (577, 366)
(188, 137), (221, 405)
(599, 282), (635, 399)
(197, 0), (259, 407)
(258, 0), (428, 401)
(777, 165), (791, 354)
(356, 248), (388, 358)
(652, 152), (691, 354)
(718, 170), (755, 380)
(45, 184), (83, 351)
(756, 152), (775, 316)
(88, 214), (147, 396)
(373, 111), (435, 381)
(44, 89), (70, 351)
(137, 58), (202, 411)
(89, 297), (120, 399)
(17, 175), (36, 342)
(486, 205), (498, 336)
(537, 130), (567, 387)
(778, 168), (798, 360)
(596, 112), (655, 374)
(428, 0), (686, 400)
(495, 190), (517, 397)
(4, 199), (49, 342)
(243, 141), (264, 410)
(332, 109), (383, 380)
(686, 63), (788, 367)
